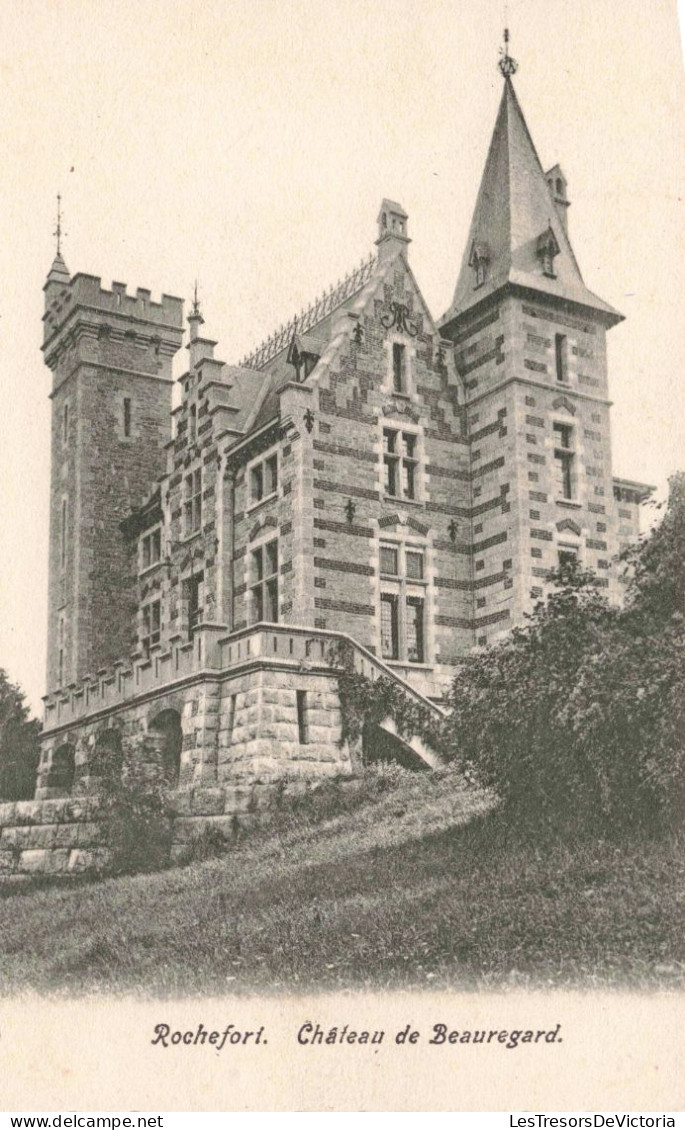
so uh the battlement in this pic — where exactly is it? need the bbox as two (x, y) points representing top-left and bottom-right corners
(43, 273), (184, 349)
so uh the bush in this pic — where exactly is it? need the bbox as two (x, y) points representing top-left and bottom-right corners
(99, 748), (174, 876)
(444, 473), (685, 837)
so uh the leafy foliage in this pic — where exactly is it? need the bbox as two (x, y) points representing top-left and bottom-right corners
(444, 473), (685, 836)
(0, 670), (41, 801)
(330, 641), (444, 754)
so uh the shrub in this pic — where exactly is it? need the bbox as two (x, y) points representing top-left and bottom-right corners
(444, 473), (685, 837)
(99, 747), (174, 876)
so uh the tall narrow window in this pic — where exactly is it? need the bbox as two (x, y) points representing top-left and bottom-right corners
(383, 429), (419, 501)
(392, 343), (406, 393)
(296, 690), (308, 744)
(123, 397), (132, 437)
(249, 452), (278, 506)
(226, 694), (237, 743)
(184, 468), (202, 535)
(62, 403), (69, 445)
(553, 422), (575, 500)
(406, 596), (425, 663)
(380, 543), (427, 664)
(555, 334), (568, 383)
(380, 593), (399, 660)
(58, 615), (65, 686)
(141, 526), (162, 571)
(142, 599), (161, 654)
(251, 540), (279, 623)
(186, 572), (204, 636)
(189, 403), (197, 442)
(60, 498), (67, 568)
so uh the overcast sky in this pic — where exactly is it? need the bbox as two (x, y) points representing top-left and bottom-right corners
(0, 0), (683, 716)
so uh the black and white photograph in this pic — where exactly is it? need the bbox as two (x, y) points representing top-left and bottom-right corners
(0, 0), (682, 1114)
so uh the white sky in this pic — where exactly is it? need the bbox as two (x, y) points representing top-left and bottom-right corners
(0, 0), (683, 716)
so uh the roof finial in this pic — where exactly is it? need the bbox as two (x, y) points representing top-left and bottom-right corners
(191, 278), (201, 317)
(54, 193), (64, 255)
(498, 27), (518, 78)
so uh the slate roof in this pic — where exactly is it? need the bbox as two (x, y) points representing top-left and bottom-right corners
(238, 250), (398, 436)
(440, 78), (622, 328)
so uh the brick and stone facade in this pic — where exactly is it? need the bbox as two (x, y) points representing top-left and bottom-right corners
(4, 71), (653, 874)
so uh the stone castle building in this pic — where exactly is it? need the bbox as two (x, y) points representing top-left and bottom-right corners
(34, 64), (652, 811)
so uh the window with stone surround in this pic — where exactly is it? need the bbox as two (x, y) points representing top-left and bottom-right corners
(62, 401), (69, 446)
(185, 571), (204, 636)
(383, 428), (419, 501)
(379, 541), (427, 664)
(248, 450), (279, 508)
(140, 526), (162, 573)
(251, 539), (279, 624)
(141, 598), (161, 654)
(558, 545), (578, 568)
(296, 690), (309, 744)
(123, 397), (132, 438)
(60, 497), (68, 569)
(555, 334), (569, 383)
(392, 343), (407, 393)
(58, 614), (65, 686)
(553, 422), (575, 500)
(183, 467), (202, 536)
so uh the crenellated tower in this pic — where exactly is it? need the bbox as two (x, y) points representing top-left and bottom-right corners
(439, 46), (625, 644)
(42, 239), (184, 692)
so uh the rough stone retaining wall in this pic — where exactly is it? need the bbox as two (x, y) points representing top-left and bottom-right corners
(0, 796), (107, 876)
(0, 777), (325, 877)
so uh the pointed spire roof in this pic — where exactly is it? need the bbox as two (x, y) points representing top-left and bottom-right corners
(440, 78), (622, 328)
(46, 249), (70, 285)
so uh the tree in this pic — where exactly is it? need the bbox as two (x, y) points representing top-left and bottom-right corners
(0, 670), (41, 801)
(444, 473), (685, 836)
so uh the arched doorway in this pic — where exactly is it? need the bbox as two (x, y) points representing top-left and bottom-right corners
(91, 728), (123, 783)
(149, 710), (183, 786)
(47, 743), (76, 793)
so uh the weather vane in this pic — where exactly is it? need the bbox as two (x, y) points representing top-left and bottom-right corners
(191, 279), (201, 316)
(54, 193), (64, 255)
(498, 27), (518, 78)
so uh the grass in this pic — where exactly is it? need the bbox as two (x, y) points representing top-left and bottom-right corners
(0, 765), (683, 996)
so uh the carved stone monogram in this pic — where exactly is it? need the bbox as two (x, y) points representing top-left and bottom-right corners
(380, 301), (418, 337)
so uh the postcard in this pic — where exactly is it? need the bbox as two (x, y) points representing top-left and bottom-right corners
(0, 0), (682, 1114)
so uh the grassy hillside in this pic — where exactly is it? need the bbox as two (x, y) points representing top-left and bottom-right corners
(1, 767), (683, 996)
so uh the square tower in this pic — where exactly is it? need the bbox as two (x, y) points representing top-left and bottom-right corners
(42, 252), (184, 690)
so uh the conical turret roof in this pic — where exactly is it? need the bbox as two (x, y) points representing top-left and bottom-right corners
(440, 78), (622, 328)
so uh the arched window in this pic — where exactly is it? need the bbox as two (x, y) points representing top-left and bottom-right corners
(47, 743), (75, 793)
(91, 729), (123, 782)
(149, 710), (183, 786)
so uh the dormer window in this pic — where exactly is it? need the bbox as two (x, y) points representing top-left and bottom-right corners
(537, 226), (560, 278)
(287, 334), (323, 382)
(469, 241), (490, 290)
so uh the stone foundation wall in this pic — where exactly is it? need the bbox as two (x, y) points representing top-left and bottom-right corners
(38, 662), (354, 800)
(0, 777), (336, 877)
(0, 796), (108, 876)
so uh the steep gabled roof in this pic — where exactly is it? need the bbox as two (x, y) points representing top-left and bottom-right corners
(244, 250), (398, 434)
(440, 78), (622, 328)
